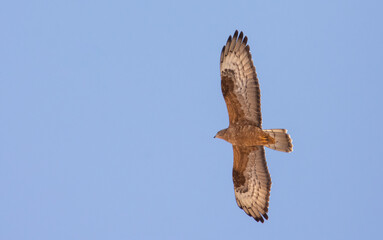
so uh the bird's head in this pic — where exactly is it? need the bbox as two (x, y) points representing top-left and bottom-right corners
(214, 129), (228, 140)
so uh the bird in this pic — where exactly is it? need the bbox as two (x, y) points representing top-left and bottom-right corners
(215, 30), (293, 223)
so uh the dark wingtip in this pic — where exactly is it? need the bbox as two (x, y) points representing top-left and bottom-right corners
(263, 213), (269, 220)
(226, 35), (232, 45)
(243, 36), (248, 45)
(233, 30), (239, 39)
(238, 31), (244, 42)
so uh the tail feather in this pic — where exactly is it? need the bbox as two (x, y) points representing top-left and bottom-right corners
(263, 129), (293, 152)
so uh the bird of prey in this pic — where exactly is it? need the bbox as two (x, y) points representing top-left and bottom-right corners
(215, 30), (293, 223)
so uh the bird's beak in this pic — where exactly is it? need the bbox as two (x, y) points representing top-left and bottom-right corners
(214, 135), (216, 138)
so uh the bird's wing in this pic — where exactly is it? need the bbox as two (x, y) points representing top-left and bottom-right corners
(220, 30), (262, 127)
(232, 145), (271, 223)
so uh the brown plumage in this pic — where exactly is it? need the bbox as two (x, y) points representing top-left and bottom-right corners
(215, 30), (293, 223)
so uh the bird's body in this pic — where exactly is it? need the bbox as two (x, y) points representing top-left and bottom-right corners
(215, 124), (274, 147)
(215, 30), (293, 223)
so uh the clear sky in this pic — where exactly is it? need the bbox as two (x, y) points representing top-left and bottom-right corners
(1, 0), (383, 239)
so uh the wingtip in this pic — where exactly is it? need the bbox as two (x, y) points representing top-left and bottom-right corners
(238, 31), (244, 41)
(226, 35), (232, 45)
(243, 36), (248, 45)
(253, 216), (264, 223)
(233, 30), (239, 39)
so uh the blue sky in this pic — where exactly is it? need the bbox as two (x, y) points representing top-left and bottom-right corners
(1, 0), (383, 239)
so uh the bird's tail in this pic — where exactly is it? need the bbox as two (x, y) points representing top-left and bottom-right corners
(263, 129), (293, 153)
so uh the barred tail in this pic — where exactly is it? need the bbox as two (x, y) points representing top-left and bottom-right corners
(263, 129), (293, 153)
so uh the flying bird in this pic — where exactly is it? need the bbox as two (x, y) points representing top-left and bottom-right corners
(215, 30), (293, 223)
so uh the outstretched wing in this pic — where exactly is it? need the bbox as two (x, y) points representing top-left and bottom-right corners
(220, 30), (262, 127)
(232, 145), (271, 223)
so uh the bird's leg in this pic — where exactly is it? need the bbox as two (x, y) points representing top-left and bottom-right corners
(259, 131), (275, 145)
